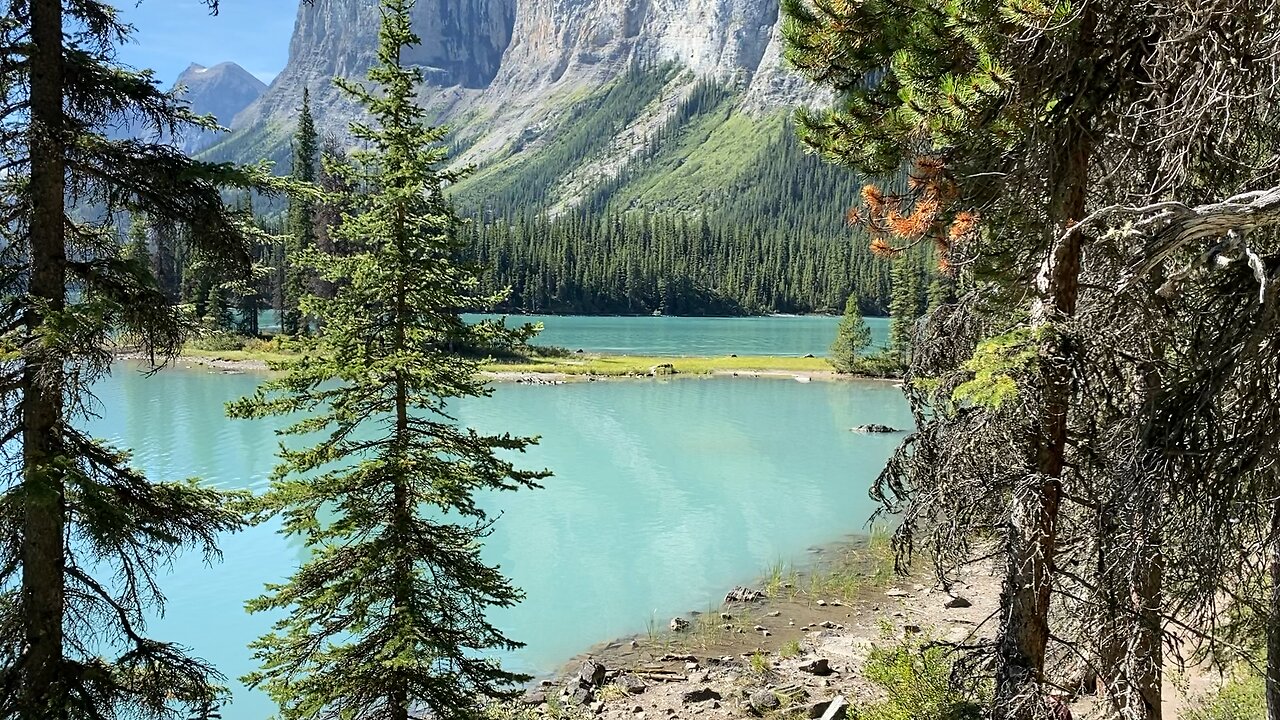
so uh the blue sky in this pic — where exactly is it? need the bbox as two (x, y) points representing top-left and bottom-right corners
(114, 1), (298, 86)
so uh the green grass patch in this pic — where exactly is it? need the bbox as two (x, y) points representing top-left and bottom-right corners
(181, 347), (300, 366)
(779, 639), (803, 659)
(483, 353), (833, 376)
(1181, 666), (1266, 720)
(176, 344), (835, 376)
(855, 637), (986, 720)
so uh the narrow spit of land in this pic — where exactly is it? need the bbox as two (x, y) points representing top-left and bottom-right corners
(122, 347), (894, 383)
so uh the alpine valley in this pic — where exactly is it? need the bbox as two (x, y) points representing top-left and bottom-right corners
(191, 0), (918, 316)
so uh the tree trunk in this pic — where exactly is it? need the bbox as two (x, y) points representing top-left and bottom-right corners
(1267, 496), (1280, 720)
(994, 133), (1092, 719)
(21, 0), (67, 717)
(389, 202), (412, 720)
(1122, 492), (1163, 720)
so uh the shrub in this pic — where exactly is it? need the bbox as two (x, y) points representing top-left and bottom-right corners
(851, 350), (905, 378)
(855, 639), (984, 720)
(186, 331), (246, 352)
(530, 344), (572, 358)
(240, 337), (276, 353)
(1181, 670), (1265, 720)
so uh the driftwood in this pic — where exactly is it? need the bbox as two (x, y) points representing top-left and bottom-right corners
(1062, 185), (1280, 297)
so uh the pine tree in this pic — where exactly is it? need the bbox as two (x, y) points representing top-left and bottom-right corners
(830, 294), (872, 373)
(886, 260), (918, 362)
(926, 275), (955, 313)
(227, 2), (549, 718)
(0, 1), (287, 717)
(123, 214), (153, 267)
(282, 88), (318, 336)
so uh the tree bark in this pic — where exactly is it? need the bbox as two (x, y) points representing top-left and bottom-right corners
(21, 0), (67, 717)
(994, 132), (1092, 719)
(389, 201), (411, 720)
(1267, 496), (1280, 720)
(1122, 493), (1163, 720)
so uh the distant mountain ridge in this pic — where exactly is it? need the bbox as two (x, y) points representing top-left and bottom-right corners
(171, 62), (267, 155)
(203, 0), (833, 217)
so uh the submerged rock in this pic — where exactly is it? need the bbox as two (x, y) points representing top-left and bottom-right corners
(851, 424), (900, 433)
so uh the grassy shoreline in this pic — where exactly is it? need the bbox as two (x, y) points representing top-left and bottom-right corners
(485, 353), (835, 377)
(155, 346), (888, 380)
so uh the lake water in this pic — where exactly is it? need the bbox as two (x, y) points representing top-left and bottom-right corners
(471, 314), (890, 356)
(260, 310), (889, 357)
(87, 361), (909, 718)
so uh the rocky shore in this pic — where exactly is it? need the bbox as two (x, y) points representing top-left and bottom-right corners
(500, 541), (1219, 720)
(495, 544), (1001, 720)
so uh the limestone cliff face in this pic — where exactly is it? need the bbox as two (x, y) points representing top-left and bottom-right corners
(234, 0), (516, 132)
(235, 0), (813, 136)
(492, 0), (776, 88)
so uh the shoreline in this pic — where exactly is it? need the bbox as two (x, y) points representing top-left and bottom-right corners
(113, 349), (902, 386)
(500, 537), (1003, 719)
(510, 536), (1213, 720)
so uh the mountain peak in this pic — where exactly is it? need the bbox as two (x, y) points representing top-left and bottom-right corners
(170, 61), (268, 154)
(175, 61), (266, 92)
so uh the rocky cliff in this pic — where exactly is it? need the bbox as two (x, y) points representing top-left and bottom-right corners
(218, 0), (824, 212)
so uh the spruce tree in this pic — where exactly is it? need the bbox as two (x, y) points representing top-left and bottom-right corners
(228, 2), (548, 718)
(282, 88), (318, 336)
(122, 215), (153, 267)
(886, 259), (918, 362)
(829, 294), (872, 373)
(0, 0), (287, 717)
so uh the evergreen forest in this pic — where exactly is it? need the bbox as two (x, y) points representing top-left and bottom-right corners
(1, 1), (1279, 720)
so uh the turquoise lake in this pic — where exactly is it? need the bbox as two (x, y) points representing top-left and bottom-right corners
(260, 311), (889, 356)
(464, 314), (890, 356)
(86, 325), (909, 718)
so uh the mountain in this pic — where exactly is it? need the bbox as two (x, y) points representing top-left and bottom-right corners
(171, 62), (268, 155)
(202, 0), (908, 316)
(212, 0), (832, 215)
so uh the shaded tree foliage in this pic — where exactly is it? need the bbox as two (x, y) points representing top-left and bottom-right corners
(0, 0), (290, 717)
(785, 0), (1280, 718)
